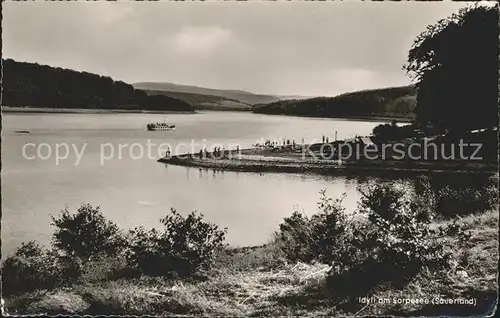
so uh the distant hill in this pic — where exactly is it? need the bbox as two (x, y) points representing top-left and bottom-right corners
(2, 59), (193, 112)
(253, 85), (417, 120)
(142, 89), (252, 111)
(133, 82), (282, 106)
(274, 95), (315, 101)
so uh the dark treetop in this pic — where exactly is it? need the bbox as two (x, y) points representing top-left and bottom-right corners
(404, 5), (499, 131)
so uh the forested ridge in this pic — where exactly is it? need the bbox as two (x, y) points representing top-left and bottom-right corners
(1, 59), (193, 112)
(142, 89), (252, 111)
(252, 85), (417, 119)
(133, 81), (281, 105)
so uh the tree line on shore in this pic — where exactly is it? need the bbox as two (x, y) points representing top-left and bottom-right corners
(253, 85), (417, 119)
(2, 59), (193, 112)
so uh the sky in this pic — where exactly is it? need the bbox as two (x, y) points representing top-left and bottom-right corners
(3, 1), (470, 97)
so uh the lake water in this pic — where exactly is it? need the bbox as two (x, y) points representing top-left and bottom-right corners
(2, 111), (383, 255)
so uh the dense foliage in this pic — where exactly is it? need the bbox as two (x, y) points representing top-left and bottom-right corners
(423, 174), (499, 217)
(371, 120), (407, 142)
(276, 181), (475, 297)
(2, 59), (193, 111)
(125, 209), (227, 277)
(2, 177), (495, 306)
(2, 204), (226, 296)
(1, 242), (61, 295)
(253, 85), (416, 119)
(50, 204), (125, 262)
(404, 5), (499, 131)
(277, 191), (350, 264)
(327, 182), (470, 297)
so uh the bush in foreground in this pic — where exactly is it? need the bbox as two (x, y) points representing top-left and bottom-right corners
(1, 241), (61, 296)
(276, 191), (351, 265)
(2, 204), (226, 298)
(328, 183), (471, 297)
(275, 183), (472, 299)
(413, 174), (498, 218)
(125, 209), (227, 277)
(436, 184), (498, 217)
(51, 204), (125, 263)
(3, 188), (496, 315)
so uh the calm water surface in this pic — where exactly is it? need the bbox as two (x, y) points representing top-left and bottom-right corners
(2, 111), (383, 254)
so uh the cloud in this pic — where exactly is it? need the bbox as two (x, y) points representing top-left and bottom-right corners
(79, 2), (135, 25)
(3, 1), (470, 96)
(172, 26), (232, 56)
(262, 67), (400, 97)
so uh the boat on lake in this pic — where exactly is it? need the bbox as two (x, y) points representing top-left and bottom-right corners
(147, 122), (176, 131)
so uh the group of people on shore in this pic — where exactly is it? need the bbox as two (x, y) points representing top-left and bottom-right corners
(254, 133), (338, 151)
(171, 132), (342, 161)
(208, 147), (227, 158)
(255, 132), (339, 150)
(197, 145), (241, 160)
(198, 148), (216, 159)
(255, 138), (304, 150)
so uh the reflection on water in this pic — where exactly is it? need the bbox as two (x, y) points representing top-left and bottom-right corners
(3, 111), (493, 256)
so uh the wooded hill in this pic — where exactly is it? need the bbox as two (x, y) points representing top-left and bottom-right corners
(133, 82), (281, 106)
(2, 59), (193, 112)
(252, 85), (417, 120)
(141, 89), (252, 111)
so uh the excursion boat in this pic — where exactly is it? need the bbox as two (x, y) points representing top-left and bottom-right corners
(147, 122), (176, 131)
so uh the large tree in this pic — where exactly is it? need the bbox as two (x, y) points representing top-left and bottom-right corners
(404, 5), (499, 131)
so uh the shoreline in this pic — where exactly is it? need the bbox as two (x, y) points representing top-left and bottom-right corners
(1, 106), (196, 115)
(158, 152), (498, 175)
(251, 111), (415, 123)
(3, 106), (412, 123)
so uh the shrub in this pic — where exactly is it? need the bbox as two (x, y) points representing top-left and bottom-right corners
(125, 209), (226, 277)
(276, 211), (315, 263)
(50, 204), (125, 263)
(411, 176), (437, 222)
(361, 180), (436, 224)
(358, 183), (468, 271)
(78, 254), (133, 283)
(1, 242), (61, 296)
(276, 191), (351, 265)
(327, 182), (471, 297)
(309, 191), (351, 265)
(436, 184), (498, 217)
(414, 174), (498, 218)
